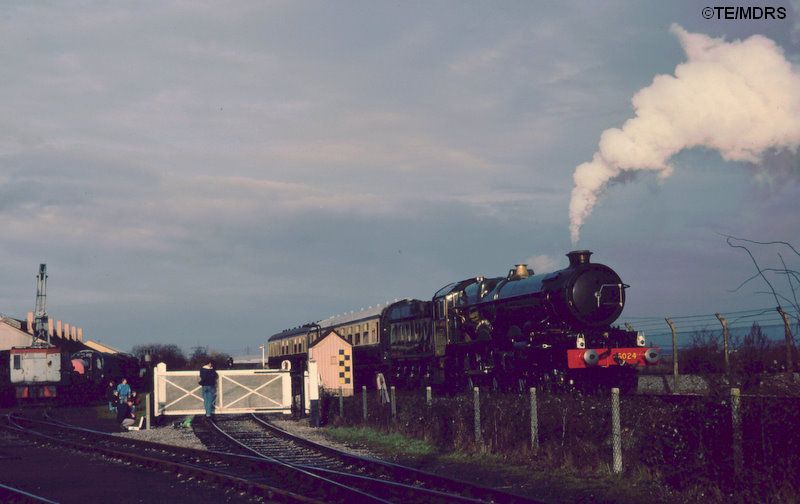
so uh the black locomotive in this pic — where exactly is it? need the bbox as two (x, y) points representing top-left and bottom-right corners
(268, 250), (660, 392)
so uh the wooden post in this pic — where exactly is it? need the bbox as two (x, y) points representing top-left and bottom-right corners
(731, 388), (742, 475)
(611, 387), (622, 474)
(339, 387), (344, 419)
(473, 387), (481, 443)
(145, 392), (151, 430)
(530, 387), (539, 452)
(390, 386), (397, 421)
(715, 313), (730, 375)
(666, 318), (679, 381)
(777, 306), (794, 373)
(426, 386), (432, 407)
(362, 385), (368, 422)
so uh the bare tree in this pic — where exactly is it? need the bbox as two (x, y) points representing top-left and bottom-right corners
(131, 343), (188, 369)
(724, 234), (799, 372)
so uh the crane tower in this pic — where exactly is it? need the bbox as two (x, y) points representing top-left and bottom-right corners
(33, 263), (50, 347)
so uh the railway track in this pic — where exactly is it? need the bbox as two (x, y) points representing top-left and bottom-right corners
(0, 411), (374, 503)
(201, 414), (540, 504)
(0, 482), (60, 504)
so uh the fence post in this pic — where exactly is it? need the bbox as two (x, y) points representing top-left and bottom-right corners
(731, 387), (742, 475)
(777, 306), (795, 374)
(339, 387), (344, 419)
(390, 386), (397, 421)
(666, 318), (679, 387)
(362, 385), (368, 423)
(715, 313), (730, 375)
(145, 392), (151, 430)
(426, 386), (432, 407)
(530, 387), (539, 452)
(473, 387), (482, 443)
(611, 387), (622, 474)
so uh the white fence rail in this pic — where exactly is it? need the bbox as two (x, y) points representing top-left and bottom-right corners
(153, 363), (292, 416)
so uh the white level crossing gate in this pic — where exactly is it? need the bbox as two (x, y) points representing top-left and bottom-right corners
(153, 363), (292, 416)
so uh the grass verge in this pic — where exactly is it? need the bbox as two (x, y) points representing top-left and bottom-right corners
(322, 426), (677, 504)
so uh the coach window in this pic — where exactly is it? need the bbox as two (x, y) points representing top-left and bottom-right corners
(13, 355), (21, 369)
(355, 333), (361, 345)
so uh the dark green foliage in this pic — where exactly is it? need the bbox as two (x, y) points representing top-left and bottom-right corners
(130, 343), (231, 370)
(682, 329), (724, 374)
(188, 345), (232, 370)
(131, 343), (187, 369)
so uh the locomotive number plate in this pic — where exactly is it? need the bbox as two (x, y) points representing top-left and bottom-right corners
(617, 352), (638, 360)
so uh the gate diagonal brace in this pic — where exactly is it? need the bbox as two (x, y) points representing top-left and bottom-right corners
(162, 379), (204, 410)
(220, 374), (282, 408)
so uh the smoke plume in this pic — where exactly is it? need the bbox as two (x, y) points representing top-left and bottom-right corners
(569, 24), (800, 244)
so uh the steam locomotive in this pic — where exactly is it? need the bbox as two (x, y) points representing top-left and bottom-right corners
(268, 250), (660, 392)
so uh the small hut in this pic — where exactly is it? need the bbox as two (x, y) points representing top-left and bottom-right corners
(309, 330), (353, 397)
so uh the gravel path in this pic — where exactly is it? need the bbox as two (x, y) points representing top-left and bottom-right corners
(111, 414), (382, 457)
(112, 424), (207, 449)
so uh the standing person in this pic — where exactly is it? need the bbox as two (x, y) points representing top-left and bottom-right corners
(105, 380), (117, 412)
(199, 361), (218, 418)
(116, 377), (131, 404)
(116, 397), (136, 430)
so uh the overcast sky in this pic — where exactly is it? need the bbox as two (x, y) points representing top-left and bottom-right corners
(1, 1), (799, 355)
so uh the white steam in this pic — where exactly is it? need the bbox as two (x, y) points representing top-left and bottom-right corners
(569, 24), (800, 244)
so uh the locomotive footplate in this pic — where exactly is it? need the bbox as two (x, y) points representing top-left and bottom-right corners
(566, 347), (659, 369)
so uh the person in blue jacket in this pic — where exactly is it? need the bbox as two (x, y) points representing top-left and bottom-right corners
(199, 361), (218, 418)
(116, 377), (131, 403)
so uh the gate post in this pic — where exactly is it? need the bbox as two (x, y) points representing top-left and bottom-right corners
(308, 361), (320, 427)
(473, 387), (481, 443)
(145, 392), (151, 430)
(154, 362), (167, 416)
(362, 385), (368, 422)
(390, 386), (397, 421)
(731, 388), (742, 475)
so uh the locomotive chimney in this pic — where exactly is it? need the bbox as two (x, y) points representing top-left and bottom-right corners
(567, 250), (592, 268)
